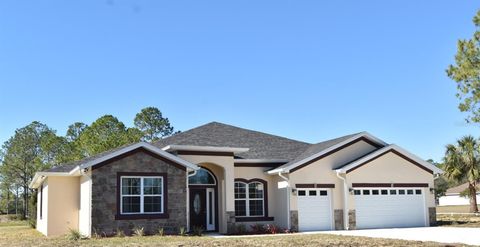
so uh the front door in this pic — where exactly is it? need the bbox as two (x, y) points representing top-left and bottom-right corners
(189, 188), (207, 230)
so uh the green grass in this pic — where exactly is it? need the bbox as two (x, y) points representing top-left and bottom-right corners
(0, 222), (466, 247)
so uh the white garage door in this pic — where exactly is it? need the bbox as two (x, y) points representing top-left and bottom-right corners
(297, 189), (333, 231)
(354, 188), (427, 229)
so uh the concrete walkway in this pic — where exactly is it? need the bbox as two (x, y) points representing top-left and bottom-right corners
(210, 227), (480, 245)
(323, 227), (480, 246)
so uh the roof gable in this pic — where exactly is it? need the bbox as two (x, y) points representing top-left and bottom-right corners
(268, 132), (387, 174)
(335, 144), (443, 175)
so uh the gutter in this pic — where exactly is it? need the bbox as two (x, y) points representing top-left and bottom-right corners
(336, 171), (349, 230)
(278, 172), (291, 230)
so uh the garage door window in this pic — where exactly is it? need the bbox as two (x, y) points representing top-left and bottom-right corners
(355, 188), (424, 196)
(298, 189), (328, 196)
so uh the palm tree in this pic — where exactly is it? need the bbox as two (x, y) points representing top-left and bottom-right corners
(443, 135), (480, 213)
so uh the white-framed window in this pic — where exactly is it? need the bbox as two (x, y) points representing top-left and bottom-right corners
(234, 181), (265, 217)
(120, 176), (164, 214)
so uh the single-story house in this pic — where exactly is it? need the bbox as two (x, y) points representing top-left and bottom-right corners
(438, 182), (480, 206)
(29, 122), (442, 236)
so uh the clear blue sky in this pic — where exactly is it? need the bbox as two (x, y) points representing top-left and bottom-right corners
(0, 1), (479, 162)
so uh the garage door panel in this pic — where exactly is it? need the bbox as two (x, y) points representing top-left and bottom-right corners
(354, 188), (426, 229)
(297, 189), (332, 231)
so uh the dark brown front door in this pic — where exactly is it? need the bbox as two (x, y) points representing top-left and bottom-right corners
(189, 188), (207, 230)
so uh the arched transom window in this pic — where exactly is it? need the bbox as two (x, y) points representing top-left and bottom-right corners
(188, 168), (216, 185)
(234, 180), (265, 217)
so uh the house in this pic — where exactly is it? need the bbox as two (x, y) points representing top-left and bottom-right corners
(29, 122), (442, 236)
(438, 182), (480, 206)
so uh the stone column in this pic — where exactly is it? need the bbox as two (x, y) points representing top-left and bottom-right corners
(334, 209), (344, 230)
(290, 210), (298, 231)
(428, 207), (437, 226)
(348, 210), (356, 230)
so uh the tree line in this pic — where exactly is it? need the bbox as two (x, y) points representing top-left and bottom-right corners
(0, 106), (175, 219)
(438, 9), (480, 213)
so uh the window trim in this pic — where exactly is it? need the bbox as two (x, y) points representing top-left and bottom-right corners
(116, 172), (169, 220)
(120, 176), (164, 215)
(39, 182), (43, 220)
(234, 178), (273, 222)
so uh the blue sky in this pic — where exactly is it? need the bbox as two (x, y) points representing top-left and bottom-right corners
(0, 1), (479, 162)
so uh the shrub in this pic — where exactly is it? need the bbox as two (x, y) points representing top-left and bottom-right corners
(28, 218), (36, 229)
(67, 228), (84, 241)
(265, 224), (281, 234)
(133, 226), (145, 236)
(235, 224), (247, 234)
(7, 214), (20, 221)
(115, 228), (125, 237)
(158, 227), (165, 236)
(178, 226), (186, 236)
(250, 223), (265, 234)
(192, 225), (204, 236)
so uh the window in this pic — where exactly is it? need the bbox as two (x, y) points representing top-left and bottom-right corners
(390, 189), (397, 195)
(415, 189), (422, 195)
(189, 168), (216, 185)
(354, 190), (361, 195)
(363, 190), (370, 195)
(399, 189), (405, 195)
(309, 190), (317, 196)
(319, 190), (328, 196)
(407, 189), (414, 195)
(298, 190), (306, 196)
(40, 183), (43, 220)
(381, 190), (388, 195)
(372, 190), (379, 195)
(234, 181), (265, 217)
(120, 176), (163, 214)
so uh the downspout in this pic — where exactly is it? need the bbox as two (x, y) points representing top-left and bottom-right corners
(278, 172), (291, 230)
(336, 171), (349, 230)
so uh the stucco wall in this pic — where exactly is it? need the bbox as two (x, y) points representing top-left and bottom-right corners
(79, 172), (92, 236)
(346, 152), (436, 209)
(91, 150), (187, 235)
(178, 154), (234, 233)
(47, 176), (80, 236)
(36, 180), (48, 236)
(234, 166), (276, 218)
(439, 194), (480, 206)
(289, 140), (378, 211)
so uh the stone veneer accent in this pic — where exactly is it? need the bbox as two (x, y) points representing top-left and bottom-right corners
(290, 210), (298, 231)
(334, 209), (344, 230)
(428, 207), (436, 226)
(348, 210), (356, 230)
(226, 211), (236, 234)
(91, 149), (187, 236)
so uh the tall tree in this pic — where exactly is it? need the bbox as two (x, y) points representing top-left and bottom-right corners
(66, 122), (87, 142)
(134, 107), (174, 141)
(443, 135), (480, 213)
(447, 10), (480, 123)
(78, 115), (141, 156)
(0, 122), (58, 218)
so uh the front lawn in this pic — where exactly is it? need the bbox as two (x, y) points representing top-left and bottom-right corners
(0, 221), (463, 247)
(437, 214), (480, 228)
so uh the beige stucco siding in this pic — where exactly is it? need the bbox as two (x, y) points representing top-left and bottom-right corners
(178, 154), (234, 233)
(78, 172), (91, 236)
(289, 140), (378, 211)
(45, 176), (80, 236)
(346, 151), (435, 208)
(36, 180), (48, 236)
(234, 166), (277, 223)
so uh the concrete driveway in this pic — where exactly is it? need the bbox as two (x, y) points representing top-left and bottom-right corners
(323, 227), (480, 246)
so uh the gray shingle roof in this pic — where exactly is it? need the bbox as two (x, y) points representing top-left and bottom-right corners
(43, 142), (139, 172)
(446, 182), (480, 194)
(44, 121), (366, 173)
(272, 133), (361, 170)
(153, 122), (311, 160)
